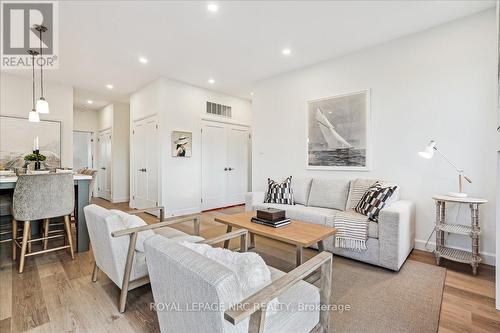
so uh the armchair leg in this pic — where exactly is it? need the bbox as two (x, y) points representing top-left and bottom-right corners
(92, 263), (99, 282)
(119, 232), (138, 313)
(319, 253), (333, 332)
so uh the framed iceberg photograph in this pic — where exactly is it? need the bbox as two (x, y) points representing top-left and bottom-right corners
(306, 90), (371, 171)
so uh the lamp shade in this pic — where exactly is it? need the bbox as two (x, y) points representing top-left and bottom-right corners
(28, 110), (40, 122)
(418, 140), (436, 159)
(36, 97), (49, 114)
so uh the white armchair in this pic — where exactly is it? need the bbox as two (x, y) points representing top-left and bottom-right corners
(83, 204), (203, 312)
(144, 232), (333, 333)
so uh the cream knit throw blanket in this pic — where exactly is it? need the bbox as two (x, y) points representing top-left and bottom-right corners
(334, 211), (369, 251)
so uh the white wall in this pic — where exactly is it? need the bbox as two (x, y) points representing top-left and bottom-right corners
(73, 107), (98, 173)
(252, 10), (497, 264)
(1, 73), (74, 167)
(130, 77), (252, 216)
(94, 103), (130, 202)
(111, 102), (130, 202)
(73, 108), (98, 133)
(98, 104), (113, 130)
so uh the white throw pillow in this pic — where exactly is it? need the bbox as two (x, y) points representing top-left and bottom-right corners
(111, 210), (155, 252)
(180, 241), (279, 311)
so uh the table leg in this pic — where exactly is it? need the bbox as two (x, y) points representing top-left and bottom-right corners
(76, 181), (90, 252)
(296, 246), (303, 266)
(249, 232), (255, 249)
(223, 225), (232, 249)
(318, 240), (325, 252)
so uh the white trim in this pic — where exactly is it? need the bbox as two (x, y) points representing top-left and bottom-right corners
(305, 89), (372, 171)
(200, 117), (251, 127)
(415, 239), (496, 266)
(111, 197), (130, 203)
(167, 206), (201, 218)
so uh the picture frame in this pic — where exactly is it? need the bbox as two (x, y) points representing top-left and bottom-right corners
(0, 115), (62, 169)
(171, 131), (192, 157)
(306, 89), (371, 171)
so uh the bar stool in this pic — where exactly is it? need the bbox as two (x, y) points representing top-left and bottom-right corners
(12, 173), (75, 273)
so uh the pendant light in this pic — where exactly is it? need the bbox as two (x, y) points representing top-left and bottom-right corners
(35, 24), (49, 114)
(28, 49), (40, 123)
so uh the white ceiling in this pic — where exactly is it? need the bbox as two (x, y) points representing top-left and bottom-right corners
(3, 0), (495, 109)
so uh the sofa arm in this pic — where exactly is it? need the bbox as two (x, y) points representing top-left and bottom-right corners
(378, 200), (415, 271)
(245, 191), (265, 211)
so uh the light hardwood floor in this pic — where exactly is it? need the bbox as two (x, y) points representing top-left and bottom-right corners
(0, 198), (498, 332)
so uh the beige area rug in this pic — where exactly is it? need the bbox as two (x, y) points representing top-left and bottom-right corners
(330, 257), (446, 333)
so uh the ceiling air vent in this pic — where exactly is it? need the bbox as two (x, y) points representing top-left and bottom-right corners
(206, 101), (232, 118)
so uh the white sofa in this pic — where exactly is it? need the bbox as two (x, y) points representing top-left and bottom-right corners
(246, 178), (415, 271)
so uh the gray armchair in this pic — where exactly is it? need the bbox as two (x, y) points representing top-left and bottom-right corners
(144, 234), (333, 333)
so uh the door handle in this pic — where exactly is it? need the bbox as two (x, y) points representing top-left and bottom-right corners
(224, 167), (228, 171)
(143, 168), (147, 172)
(228, 167), (234, 171)
(101, 167), (106, 170)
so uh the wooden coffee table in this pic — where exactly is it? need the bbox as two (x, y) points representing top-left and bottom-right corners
(215, 211), (337, 266)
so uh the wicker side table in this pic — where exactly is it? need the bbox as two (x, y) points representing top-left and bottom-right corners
(432, 195), (487, 275)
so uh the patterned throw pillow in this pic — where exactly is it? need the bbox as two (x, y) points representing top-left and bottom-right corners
(355, 182), (397, 221)
(264, 176), (294, 205)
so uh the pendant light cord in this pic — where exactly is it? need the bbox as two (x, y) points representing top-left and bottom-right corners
(39, 27), (44, 98)
(31, 52), (36, 109)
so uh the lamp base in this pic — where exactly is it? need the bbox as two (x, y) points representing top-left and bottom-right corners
(448, 191), (468, 198)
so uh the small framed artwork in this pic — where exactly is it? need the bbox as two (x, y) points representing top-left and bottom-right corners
(172, 131), (192, 157)
(306, 89), (371, 171)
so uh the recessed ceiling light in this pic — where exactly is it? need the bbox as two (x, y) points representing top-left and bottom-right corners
(282, 48), (291, 55)
(208, 78), (215, 84)
(250, 92), (254, 96)
(87, 100), (93, 104)
(139, 57), (148, 64)
(106, 84), (114, 89)
(207, 3), (218, 12)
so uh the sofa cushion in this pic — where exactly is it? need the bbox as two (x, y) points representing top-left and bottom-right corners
(355, 183), (398, 222)
(255, 203), (340, 227)
(180, 240), (279, 310)
(346, 178), (378, 210)
(292, 177), (312, 206)
(368, 221), (378, 239)
(264, 176), (294, 205)
(307, 178), (350, 211)
(265, 266), (320, 333)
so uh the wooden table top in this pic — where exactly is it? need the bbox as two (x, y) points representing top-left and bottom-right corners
(214, 211), (337, 247)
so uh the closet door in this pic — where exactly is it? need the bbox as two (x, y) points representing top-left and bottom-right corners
(226, 127), (249, 206)
(132, 117), (159, 209)
(201, 122), (228, 210)
(97, 130), (112, 200)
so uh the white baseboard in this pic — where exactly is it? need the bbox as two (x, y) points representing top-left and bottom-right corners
(166, 206), (201, 217)
(111, 197), (129, 203)
(415, 239), (495, 266)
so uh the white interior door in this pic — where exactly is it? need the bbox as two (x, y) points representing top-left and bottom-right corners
(202, 121), (250, 210)
(226, 128), (249, 206)
(132, 117), (159, 209)
(98, 129), (112, 200)
(73, 131), (92, 170)
(202, 122), (228, 210)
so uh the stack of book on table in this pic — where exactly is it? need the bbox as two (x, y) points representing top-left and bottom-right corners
(251, 208), (290, 228)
